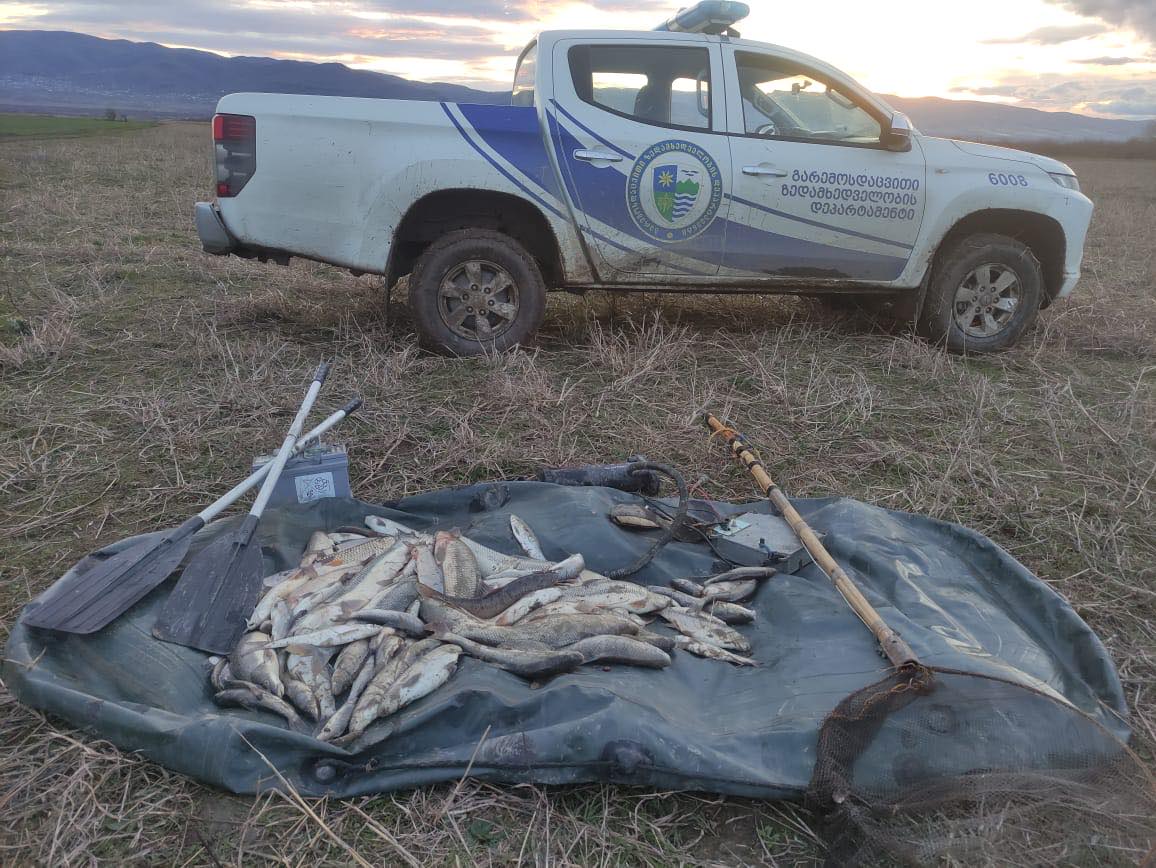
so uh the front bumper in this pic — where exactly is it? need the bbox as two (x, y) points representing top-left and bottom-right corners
(194, 202), (236, 255)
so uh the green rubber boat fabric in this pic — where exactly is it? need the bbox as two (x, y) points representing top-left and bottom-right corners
(4, 484), (1127, 797)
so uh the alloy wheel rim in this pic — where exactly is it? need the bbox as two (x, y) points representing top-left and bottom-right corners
(953, 263), (1021, 338)
(437, 259), (519, 342)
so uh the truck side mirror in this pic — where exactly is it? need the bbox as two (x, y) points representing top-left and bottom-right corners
(883, 112), (913, 152)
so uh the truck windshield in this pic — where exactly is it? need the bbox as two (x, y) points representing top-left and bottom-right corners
(512, 41), (537, 106)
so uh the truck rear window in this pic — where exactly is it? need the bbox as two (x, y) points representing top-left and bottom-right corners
(568, 44), (712, 131)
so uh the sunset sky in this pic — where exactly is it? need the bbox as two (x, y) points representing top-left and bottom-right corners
(1, 0), (1154, 118)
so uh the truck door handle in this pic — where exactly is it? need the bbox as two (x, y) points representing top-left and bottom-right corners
(573, 149), (623, 163)
(742, 165), (788, 177)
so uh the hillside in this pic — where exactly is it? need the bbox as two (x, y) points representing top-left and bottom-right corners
(0, 29), (1150, 142)
(0, 30), (505, 117)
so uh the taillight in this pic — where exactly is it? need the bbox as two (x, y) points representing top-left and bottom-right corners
(212, 113), (256, 198)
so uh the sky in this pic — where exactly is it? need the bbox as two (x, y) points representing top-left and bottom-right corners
(1, 0), (1155, 118)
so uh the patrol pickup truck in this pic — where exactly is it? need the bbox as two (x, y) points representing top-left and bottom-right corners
(195, 1), (1092, 355)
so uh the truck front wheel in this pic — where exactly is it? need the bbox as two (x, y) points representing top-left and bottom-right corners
(409, 229), (546, 356)
(919, 233), (1043, 353)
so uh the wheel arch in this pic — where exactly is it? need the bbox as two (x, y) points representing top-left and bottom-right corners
(930, 209), (1065, 307)
(386, 188), (564, 290)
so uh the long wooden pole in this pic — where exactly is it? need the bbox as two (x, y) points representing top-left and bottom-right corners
(703, 413), (919, 669)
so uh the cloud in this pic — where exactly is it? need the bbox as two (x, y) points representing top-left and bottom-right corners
(982, 22), (1108, 44)
(2, 0), (676, 80)
(1054, 0), (1156, 42)
(1074, 55), (1143, 64)
(950, 84), (1022, 96)
(951, 71), (1156, 117)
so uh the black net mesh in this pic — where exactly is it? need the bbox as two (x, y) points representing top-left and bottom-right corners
(806, 666), (1156, 866)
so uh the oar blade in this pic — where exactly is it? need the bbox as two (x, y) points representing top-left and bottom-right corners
(152, 515), (265, 654)
(21, 517), (203, 633)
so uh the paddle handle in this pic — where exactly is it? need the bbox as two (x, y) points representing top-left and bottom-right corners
(248, 362), (330, 518)
(196, 381), (350, 525)
(703, 413), (919, 669)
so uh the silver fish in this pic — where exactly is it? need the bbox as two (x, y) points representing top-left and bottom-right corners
(345, 608), (427, 637)
(647, 586), (755, 625)
(331, 637), (372, 696)
(249, 571), (311, 628)
(209, 657), (233, 691)
(268, 623), (381, 649)
(342, 640), (459, 741)
(317, 657), (373, 741)
(214, 681), (308, 732)
(675, 636), (758, 666)
(701, 566), (777, 585)
(270, 599), (293, 642)
(670, 577), (706, 596)
(567, 635), (672, 669)
(658, 607), (752, 654)
(438, 632), (582, 680)
(364, 514), (425, 538)
(509, 515), (545, 560)
(230, 631), (284, 698)
(433, 611), (640, 650)
(484, 553), (587, 590)
(700, 580), (758, 604)
(558, 580), (671, 615)
(440, 537), (483, 598)
(329, 532), (369, 544)
(340, 543), (409, 597)
(286, 647), (336, 721)
(491, 587), (563, 626)
(419, 568), (570, 620)
(415, 544), (445, 592)
(292, 577), (417, 635)
(282, 674), (320, 721)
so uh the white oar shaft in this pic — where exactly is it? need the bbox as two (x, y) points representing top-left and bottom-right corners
(196, 376), (347, 525)
(249, 363), (331, 518)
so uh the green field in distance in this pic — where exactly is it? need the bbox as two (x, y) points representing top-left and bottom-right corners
(0, 112), (157, 138)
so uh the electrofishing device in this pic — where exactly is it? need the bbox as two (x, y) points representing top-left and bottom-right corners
(252, 442), (352, 507)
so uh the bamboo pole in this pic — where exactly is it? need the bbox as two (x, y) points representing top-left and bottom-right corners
(703, 413), (919, 669)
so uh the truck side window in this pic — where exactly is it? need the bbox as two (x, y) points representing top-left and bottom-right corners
(512, 41), (537, 107)
(734, 51), (881, 144)
(568, 44), (711, 131)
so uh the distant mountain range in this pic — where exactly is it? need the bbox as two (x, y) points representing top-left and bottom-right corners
(0, 30), (1151, 142)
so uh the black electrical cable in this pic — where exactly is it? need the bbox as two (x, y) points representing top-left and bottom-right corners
(607, 461), (689, 579)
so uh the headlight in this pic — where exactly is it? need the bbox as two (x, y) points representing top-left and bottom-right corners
(1049, 172), (1080, 192)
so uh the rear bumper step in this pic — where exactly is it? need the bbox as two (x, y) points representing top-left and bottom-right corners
(194, 202), (236, 255)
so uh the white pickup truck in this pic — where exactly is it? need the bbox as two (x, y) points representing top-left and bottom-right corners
(194, 1), (1092, 355)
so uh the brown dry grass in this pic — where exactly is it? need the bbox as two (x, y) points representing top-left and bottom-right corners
(1, 123), (1154, 865)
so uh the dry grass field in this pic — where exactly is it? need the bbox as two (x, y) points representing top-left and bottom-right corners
(1, 122), (1154, 865)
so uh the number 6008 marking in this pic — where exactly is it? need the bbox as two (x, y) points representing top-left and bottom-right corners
(988, 172), (1029, 187)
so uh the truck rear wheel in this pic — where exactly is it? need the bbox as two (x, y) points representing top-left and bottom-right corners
(919, 233), (1043, 353)
(409, 229), (546, 356)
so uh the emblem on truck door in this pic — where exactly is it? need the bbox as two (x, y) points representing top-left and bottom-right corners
(626, 139), (722, 243)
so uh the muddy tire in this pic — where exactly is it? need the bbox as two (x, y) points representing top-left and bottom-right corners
(409, 229), (546, 356)
(918, 233), (1043, 353)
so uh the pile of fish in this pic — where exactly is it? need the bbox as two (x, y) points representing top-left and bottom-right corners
(209, 514), (775, 748)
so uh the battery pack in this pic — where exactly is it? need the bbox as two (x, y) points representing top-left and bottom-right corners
(251, 443), (352, 507)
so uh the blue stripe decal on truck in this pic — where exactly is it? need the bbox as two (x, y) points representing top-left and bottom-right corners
(440, 103), (566, 220)
(549, 99), (635, 161)
(456, 104), (564, 200)
(442, 103), (641, 259)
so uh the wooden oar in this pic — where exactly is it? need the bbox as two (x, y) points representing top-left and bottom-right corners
(703, 412), (919, 669)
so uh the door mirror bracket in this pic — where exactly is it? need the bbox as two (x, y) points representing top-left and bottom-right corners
(883, 112), (913, 152)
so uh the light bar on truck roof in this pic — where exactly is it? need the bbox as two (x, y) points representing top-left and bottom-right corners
(654, 1), (750, 35)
